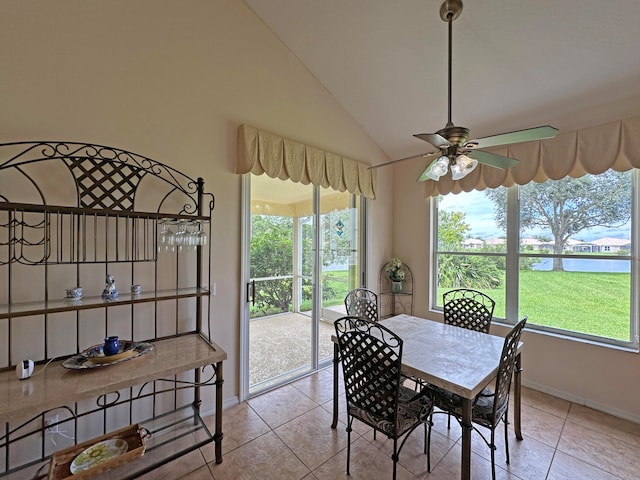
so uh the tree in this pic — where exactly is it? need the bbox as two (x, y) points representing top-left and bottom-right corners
(437, 206), (503, 289)
(250, 210), (352, 314)
(250, 214), (295, 312)
(485, 171), (631, 270)
(438, 209), (469, 250)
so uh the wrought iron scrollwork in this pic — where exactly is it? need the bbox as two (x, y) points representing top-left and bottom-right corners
(0, 141), (213, 265)
(131, 364), (220, 399)
(0, 405), (77, 447)
(0, 141), (203, 214)
(0, 212), (49, 265)
(88, 364), (220, 414)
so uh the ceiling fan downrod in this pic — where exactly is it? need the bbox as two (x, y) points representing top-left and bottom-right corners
(440, 0), (463, 129)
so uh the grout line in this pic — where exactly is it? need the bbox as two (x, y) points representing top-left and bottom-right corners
(543, 407), (568, 479)
(269, 412), (321, 477)
(554, 402), (628, 480)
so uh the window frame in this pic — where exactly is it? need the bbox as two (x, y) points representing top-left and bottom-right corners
(430, 170), (639, 350)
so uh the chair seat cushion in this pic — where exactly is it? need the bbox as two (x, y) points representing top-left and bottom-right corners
(424, 383), (508, 427)
(348, 384), (433, 437)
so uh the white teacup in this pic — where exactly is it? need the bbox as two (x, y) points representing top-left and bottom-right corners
(130, 284), (142, 295)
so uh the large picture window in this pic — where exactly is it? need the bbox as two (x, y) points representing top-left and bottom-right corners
(433, 170), (637, 348)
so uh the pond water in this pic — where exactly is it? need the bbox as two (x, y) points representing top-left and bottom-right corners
(531, 258), (630, 273)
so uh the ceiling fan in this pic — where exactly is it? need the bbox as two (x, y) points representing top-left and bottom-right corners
(371, 0), (558, 182)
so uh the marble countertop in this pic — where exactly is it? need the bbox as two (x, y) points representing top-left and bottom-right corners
(337, 315), (521, 399)
(0, 334), (227, 424)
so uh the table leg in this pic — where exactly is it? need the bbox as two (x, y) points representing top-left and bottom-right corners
(331, 343), (339, 429)
(514, 353), (523, 440)
(461, 397), (472, 480)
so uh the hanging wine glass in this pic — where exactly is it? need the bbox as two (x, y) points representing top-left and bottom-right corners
(196, 221), (208, 247)
(158, 220), (175, 253)
(174, 220), (187, 252)
(185, 221), (197, 252)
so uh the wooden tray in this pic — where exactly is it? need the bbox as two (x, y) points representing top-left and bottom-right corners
(48, 423), (150, 480)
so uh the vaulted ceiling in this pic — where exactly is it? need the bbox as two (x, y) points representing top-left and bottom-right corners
(245, 0), (640, 173)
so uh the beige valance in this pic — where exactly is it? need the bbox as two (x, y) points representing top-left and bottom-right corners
(424, 115), (640, 197)
(237, 124), (376, 199)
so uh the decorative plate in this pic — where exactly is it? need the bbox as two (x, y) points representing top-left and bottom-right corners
(62, 341), (154, 369)
(70, 438), (129, 474)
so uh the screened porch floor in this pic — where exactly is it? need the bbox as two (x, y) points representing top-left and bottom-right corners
(249, 307), (345, 388)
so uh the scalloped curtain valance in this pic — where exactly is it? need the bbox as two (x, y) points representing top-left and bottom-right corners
(423, 115), (640, 197)
(237, 124), (376, 199)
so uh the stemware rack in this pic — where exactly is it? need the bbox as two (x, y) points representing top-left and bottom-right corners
(0, 141), (226, 479)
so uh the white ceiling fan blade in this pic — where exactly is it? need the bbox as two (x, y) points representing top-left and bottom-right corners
(368, 151), (437, 170)
(465, 125), (558, 150)
(468, 150), (519, 169)
(413, 133), (451, 149)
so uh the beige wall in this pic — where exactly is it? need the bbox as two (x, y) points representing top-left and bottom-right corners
(393, 155), (640, 423)
(0, 1), (392, 407)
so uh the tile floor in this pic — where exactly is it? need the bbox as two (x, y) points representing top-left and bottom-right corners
(144, 367), (640, 480)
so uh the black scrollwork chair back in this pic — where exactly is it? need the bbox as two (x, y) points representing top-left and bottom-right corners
(427, 316), (527, 480)
(443, 288), (496, 334)
(344, 288), (379, 323)
(437, 288), (497, 425)
(334, 316), (433, 479)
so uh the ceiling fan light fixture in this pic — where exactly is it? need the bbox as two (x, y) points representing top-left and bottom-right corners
(427, 155), (450, 180)
(450, 154), (478, 180)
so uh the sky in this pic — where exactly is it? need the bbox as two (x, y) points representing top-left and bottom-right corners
(440, 190), (501, 239)
(439, 189), (631, 242)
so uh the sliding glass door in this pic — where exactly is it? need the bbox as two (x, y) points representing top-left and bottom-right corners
(242, 174), (363, 397)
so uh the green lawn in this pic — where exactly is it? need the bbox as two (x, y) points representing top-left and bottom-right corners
(322, 270), (352, 307)
(440, 270), (630, 341)
(280, 268), (631, 342)
(295, 270), (353, 312)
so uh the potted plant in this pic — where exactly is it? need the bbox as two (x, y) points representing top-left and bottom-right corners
(385, 258), (405, 293)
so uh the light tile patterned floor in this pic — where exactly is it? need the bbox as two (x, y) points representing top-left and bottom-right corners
(144, 367), (640, 480)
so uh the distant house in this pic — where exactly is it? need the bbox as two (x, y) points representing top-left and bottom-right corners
(591, 237), (631, 253)
(566, 238), (596, 253)
(463, 238), (484, 249)
(561, 237), (630, 253)
(467, 236), (630, 253)
(485, 237), (505, 247)
(521, 238), (546, 251)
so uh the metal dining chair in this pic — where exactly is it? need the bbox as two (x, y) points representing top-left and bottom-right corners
(334, 316), (434, 479)
(427, 316), (528, 480)
(436, 288), (497, 425)
(344, 288), (379, 322)
(443, 288), (496, 333)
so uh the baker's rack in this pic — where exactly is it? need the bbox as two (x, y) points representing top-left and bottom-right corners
(0, 141), (226, 478)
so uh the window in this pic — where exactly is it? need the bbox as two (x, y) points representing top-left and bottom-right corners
(433, 170), (637, 348)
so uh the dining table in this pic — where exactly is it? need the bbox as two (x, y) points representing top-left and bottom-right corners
(331, 314), (524, 480)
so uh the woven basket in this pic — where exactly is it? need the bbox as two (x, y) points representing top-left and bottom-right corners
(48, 423), (150, 480)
